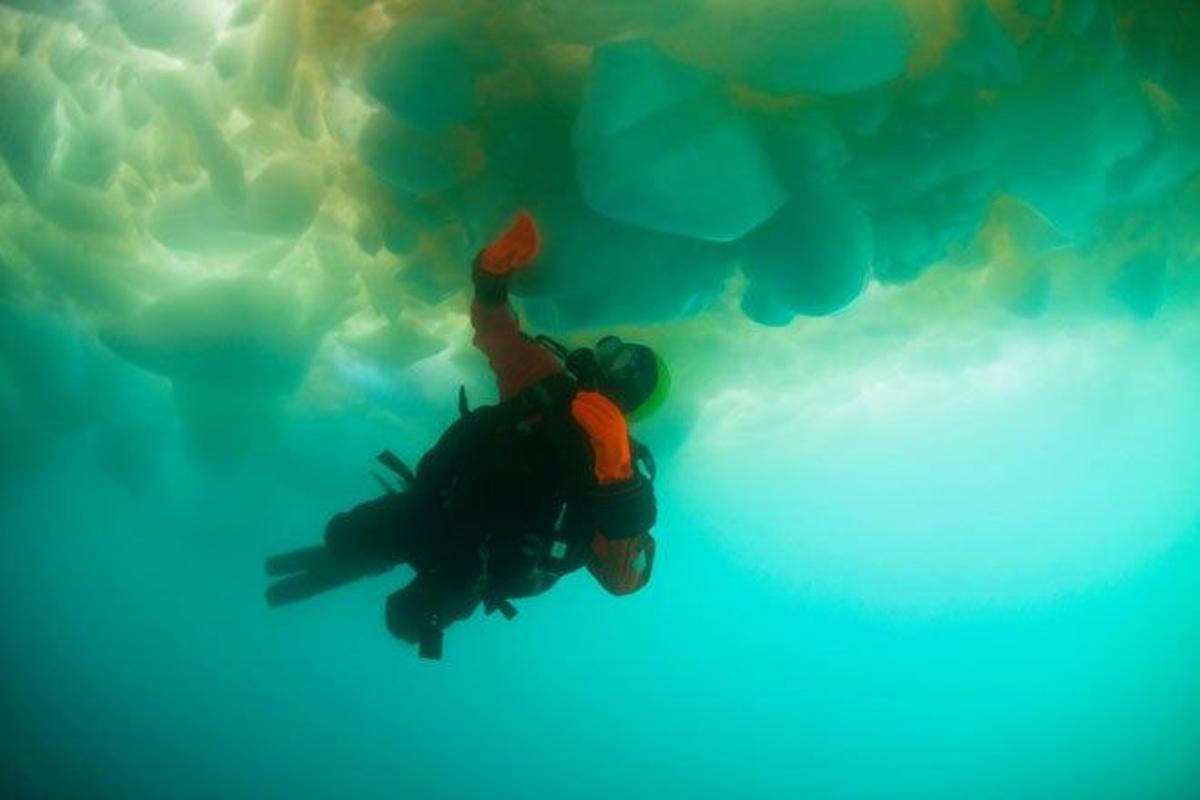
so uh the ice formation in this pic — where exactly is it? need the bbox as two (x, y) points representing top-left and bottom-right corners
(0, 0), (1197, 472)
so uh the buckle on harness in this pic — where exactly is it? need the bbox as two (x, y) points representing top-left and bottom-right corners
(484, 596), (518, 620)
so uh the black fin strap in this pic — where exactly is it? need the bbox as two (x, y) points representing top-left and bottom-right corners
(377, 450), (416, 487)
(372, 471), (399, 495)
(458, 385), (470, 418)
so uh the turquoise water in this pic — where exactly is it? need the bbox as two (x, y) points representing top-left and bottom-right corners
(2, 1), (1199, 798)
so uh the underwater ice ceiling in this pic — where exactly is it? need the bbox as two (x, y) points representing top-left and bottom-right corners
(0, 0), (1198, 473)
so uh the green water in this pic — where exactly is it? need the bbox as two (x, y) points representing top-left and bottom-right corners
(2, 1), (1199, 798)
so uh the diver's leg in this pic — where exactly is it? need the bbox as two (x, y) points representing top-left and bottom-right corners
(266, 492), (430, 606)
(324, 491), (425, 565)
(385, 555), (482, 659)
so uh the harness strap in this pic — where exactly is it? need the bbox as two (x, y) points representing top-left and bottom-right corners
(377, 449), (417, 487)
(632, 439), (657, 483)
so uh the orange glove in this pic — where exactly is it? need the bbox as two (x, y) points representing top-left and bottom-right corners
(477, 210), (541, 276)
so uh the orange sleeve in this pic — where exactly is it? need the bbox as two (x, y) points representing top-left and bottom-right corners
(470, 300), (564, 402)
(587, 531), (655, 596)
(570, 391), (633, 485)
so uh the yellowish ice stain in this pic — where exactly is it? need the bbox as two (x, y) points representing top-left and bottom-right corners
(987, 0), (1043, 44)
(728, 82), (819, 114)
(0, 0), (1196, 358)
(960, 195), (1068, 316)
(901, 0), (966, 78)
(304, 0), (376, 65)
(1140, 79), (1183, 130)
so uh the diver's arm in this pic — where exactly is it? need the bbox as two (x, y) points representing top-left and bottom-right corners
(470, 275), (563, 402)
(469, 212), (562, 402)
(571, 391), (657, 595)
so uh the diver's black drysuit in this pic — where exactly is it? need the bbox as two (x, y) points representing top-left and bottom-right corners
(266, 375), (658, 660)
(266, 256), (657, 659)
(267, 373), (615, 657)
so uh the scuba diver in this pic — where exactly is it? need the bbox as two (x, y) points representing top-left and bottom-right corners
(265, 211), (670, 660)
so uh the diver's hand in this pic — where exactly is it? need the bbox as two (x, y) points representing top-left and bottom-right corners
(476, 210), (540, 276)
